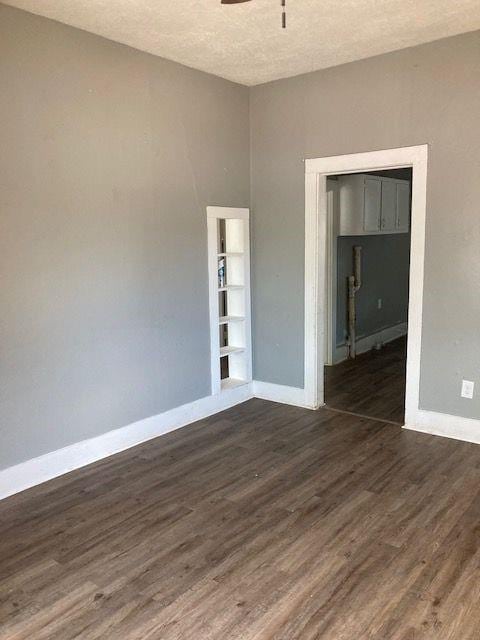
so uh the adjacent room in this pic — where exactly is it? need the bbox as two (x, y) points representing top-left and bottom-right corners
(1, 1), (480, 638)
(324, 169), (412, 425)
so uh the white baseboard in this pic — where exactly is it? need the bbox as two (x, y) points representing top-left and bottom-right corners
(404, 408), (480, 445)
(333, 322), (407, 364)
(252, 380), (313, 409)
(6, 375), (479, 501)
(0, 383), (253, 501)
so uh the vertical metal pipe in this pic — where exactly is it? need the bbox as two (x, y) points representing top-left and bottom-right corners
(348, 246), (362, 359)
(348, 275), (357, 359)
(354, 245), (362, 289)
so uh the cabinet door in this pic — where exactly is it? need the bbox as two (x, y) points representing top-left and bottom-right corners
(380, 180), (397, 232)
(396, 182), (410, 231)
(363, 178), (381, 232)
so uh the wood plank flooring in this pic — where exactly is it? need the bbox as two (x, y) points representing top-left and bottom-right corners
(325, 337), (407, 424)
(1, 398), (480, 639)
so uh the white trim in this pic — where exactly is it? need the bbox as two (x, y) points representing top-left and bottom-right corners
(305, 146), (427, 175)
(243, 218), (253, 384)
(325, 181), (339, 366)
(304, 173), (326, 409)
(252, 381), (314, 409)
(403, 149), (428, 427)
(207, 206), (249, 220)
(404, 410), (480, 445)
(1, 378), (319, 501)
(207, 215), (221, 395)
(304, 145), (428, 421)
(0, 384), (252, 501)
(332, 322), (408, 365)
(5, 375), (480, 501)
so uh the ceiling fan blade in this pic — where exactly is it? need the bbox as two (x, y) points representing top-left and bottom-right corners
(221, 0), (252, 4)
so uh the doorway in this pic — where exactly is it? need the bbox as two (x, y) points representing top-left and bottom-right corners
(303, 145), (428, 429)
(323, 169), (411, 424)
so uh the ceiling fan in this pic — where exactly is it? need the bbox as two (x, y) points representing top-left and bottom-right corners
(221, 0), (287, 28)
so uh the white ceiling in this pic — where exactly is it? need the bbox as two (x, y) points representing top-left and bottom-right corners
(4, 0), (480, 85)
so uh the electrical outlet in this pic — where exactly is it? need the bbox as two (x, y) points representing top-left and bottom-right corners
(377, 298), (382, 310)
(461, 380), (474, 399)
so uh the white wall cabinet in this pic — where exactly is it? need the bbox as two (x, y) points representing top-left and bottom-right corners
(396, 182), (410, 232)
(364, 178), (382, 232)
(381, 179), (397, 232)
(338, 174), (410, 235)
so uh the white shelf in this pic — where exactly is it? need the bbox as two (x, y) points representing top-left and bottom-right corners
(207, 206), (252, 395)
(219, 315), (245, 325)
(221, 377), (248, 391)
(220, 345), (245, 357)
(218, 285), (244, 292)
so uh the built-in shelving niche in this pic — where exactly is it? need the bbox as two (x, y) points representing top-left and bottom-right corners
(207, 207), (252, 394)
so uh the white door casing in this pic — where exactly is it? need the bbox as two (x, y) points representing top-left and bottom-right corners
(304, 144), (428, 428)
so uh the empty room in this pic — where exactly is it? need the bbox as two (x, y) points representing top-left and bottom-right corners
(1, 1), (480, 639)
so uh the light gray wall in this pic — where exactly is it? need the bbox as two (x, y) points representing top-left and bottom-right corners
(336, 233), (410, 346)
(0, 5), (250, 470)
(250, 30), (480, 420)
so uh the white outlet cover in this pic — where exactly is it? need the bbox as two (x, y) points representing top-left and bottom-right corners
(377, 299), (382, 309)
(461, 379), (474, 399)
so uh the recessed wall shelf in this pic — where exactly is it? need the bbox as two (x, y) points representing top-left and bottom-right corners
(207, 206), (252, 395)
(217, 252), (244, 257)
(218, 285), (244, 292)
(220, 345), (245, 357)
(219, 315), (245, 325)
(221, 377), (246, 391)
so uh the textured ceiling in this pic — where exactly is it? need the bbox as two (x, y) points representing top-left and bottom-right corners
(3, 0), (480, 85)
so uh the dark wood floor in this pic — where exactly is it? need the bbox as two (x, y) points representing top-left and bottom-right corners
(325, 337), (407, 424)
(2, 398), (480, 639)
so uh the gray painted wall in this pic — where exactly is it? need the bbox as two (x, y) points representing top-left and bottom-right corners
(2, 5), (480, 472)
(0, 5), (250, 470)
(250, 30), (480, 420)
(336, 234), (410, 346)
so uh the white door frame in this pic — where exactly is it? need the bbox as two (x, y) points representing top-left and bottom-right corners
(304, 144), (428, 426)
(324, 180), (339, 366)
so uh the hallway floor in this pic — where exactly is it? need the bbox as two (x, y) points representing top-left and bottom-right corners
(325, 337), (407, 424)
